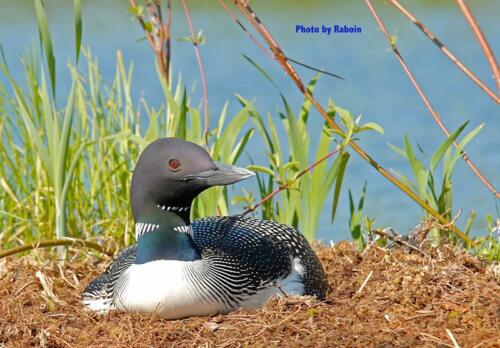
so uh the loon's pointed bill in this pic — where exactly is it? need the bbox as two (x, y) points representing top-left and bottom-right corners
(183, 161), (255, 186)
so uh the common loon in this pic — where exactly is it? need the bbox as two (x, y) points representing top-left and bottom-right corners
(82, 138), (329, 319)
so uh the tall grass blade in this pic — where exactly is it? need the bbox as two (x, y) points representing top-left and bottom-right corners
(73, 0), (82, 64)
(448, 123), (484, 172)
(242, 54), (278, 90)
(430, 120), (468, 172)
(331, 152), (349, 223)
(176, 88), (188, 139)
(34, 0), (56, 97)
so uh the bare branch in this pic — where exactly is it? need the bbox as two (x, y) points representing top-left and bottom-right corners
(181, 0), (210, 145)
(388, 0), (499, 103)
(455, 0), (500, 94)
(365, 0), (498, 199)
(0, 238), (116, 259)
(129, 0), (171, 81)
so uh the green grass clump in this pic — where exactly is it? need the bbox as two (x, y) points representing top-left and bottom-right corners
(1, 0), (498, 262)
(0, 46), (256, 249)
(232, 59), (383, 240)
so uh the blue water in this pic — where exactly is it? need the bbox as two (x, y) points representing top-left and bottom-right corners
(0, 0), (498, 241)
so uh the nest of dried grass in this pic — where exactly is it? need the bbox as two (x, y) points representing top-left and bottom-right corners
(1, 241), (499, 347)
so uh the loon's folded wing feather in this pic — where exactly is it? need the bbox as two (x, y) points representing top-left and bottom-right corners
(192, 216), (329, 299)
(81, 245), (136, 311)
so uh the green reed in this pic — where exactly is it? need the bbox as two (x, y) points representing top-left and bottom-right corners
(1, 0), (497, 262)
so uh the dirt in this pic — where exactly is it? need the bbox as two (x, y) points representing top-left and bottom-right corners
(0, 241), (499, 347)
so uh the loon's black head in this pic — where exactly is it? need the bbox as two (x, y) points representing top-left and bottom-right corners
(130, 138), (254, 221)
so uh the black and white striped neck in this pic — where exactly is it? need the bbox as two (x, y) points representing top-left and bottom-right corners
(134, 203), (199, 264)
(155, 203), (191, 225)
(156, 204), (190, 213)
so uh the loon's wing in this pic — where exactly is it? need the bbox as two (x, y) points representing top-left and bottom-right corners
(81, 245), (136, 312)
(191, 216), (329, 299)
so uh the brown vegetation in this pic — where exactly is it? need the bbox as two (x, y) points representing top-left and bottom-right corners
(1, 242), (499, 347)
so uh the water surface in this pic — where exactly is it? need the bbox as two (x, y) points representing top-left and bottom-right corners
(0, 0), (498, 241)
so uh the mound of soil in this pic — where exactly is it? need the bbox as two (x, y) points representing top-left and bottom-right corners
(0, 241), (499, 347)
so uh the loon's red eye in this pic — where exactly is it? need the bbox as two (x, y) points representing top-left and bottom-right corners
(169, 159), (181, 171)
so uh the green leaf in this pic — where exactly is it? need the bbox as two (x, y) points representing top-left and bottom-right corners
(144, 22), (153, 34)
(242, 54), (279, 90)
(283, 162), (300, 173)
(404, 134), (427, 192)
(178, 36), (193, 43)
(283, 96), (307, 165)
(230, 128), (254, 164)
(56, 80), (77, 196)
(128, 5), (143, 17)
(390, 34), (398, 47)
(348, 189), (355, 216)
(178, 32), (205, 45)
(336, 107), (354, 145)
(331, 152), (349, 223)
(246, 104), (274, 153)
(73, 0), (82, 64)
(358, 181), (367, 211)
(175, 88), (188, 139)
(299, 73), (320, 124)
(391, 168), (417, 193)
(430, 120), (468, 172)
(195, 31), (206, 45)
(215, 104), (252, 161)
(359, 122), (384, 134)
(388, 143), (407, 158)
(34, 0), (56, 97)
(247, 165), (275, 177)
(448, 123), (484, 173)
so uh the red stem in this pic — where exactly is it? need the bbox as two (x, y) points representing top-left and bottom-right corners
(164, 0), (172, 82)
(242, 148), (342, 216)
(129, 0), (170, 81)
(181, 0), (210, 145)
(455, 0), (500, 95)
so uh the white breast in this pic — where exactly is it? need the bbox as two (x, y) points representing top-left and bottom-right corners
(113, 257), (306, 319)
(114, 260), (225, 319)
